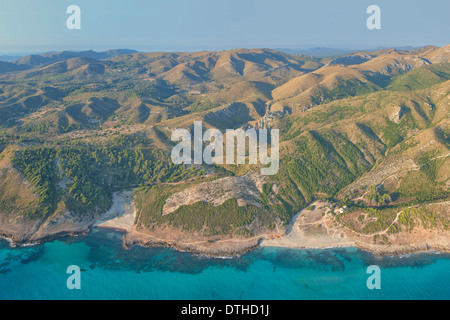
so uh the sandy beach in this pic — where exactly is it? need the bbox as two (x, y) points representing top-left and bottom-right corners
(261, 201), (357, 250)
(261, 200), (450, 256)
(2, 189), (446, 257)
(122, 201), (357, 257)
(95, 190), (137, 232)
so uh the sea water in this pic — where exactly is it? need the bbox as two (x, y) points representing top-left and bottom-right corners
(0, 228), (449, 300)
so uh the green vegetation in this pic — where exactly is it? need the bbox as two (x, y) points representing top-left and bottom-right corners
(136, 180), (291, 238)
(418, 154), (445, 182)
(366, 185), (391, 207)
(19, 122), (51, 134)
(361, 207), (397, 234)
(381, 119), (404, 148)
(12, 148), (58, 217)
(159, 199), (266, 237)
(396, 160), (448, 204)
(389, 206), (449, 234)
(320, 78), (380, 104)
(275, 130), (372, 209)
(388, 63), (450, 91)
(336, 207), (397, 235)
(378, 112), (419, 150)
(338, 202), (449, 237)
(11, 134), (205, 217)
(0, 135), (7, 155)
(297, 104), (355, 127)
(188, 100), (219, 113)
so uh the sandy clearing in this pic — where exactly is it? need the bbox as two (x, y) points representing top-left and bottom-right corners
(95, 190), (136, 232)
(261, 201), (357, 250)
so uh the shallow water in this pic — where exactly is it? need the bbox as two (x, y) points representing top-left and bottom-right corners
(0, 228), (449, 300)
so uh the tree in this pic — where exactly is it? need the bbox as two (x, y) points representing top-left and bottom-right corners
(379, 194), (391, 207)
(367, 185), (379, 206)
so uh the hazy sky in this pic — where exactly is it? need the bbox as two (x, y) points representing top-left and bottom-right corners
(0, 0), (449, 54)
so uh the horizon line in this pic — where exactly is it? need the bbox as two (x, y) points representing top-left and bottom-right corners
(0, 43), (445, 57)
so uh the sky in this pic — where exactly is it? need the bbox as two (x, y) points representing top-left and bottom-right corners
(0, 0), (449, 54)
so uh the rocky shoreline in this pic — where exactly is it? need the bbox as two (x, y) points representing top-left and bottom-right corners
(353, 242), (450, 258)
(123, 236), (263, 258)
(1, 196), (448, 258)
(2, 225), (449, 260)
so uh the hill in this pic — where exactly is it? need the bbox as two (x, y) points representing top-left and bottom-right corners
(0, 45), (448, 255)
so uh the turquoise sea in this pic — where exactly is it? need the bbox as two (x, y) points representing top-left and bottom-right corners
(0, 228), (449, 300)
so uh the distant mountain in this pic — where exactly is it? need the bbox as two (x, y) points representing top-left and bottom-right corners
(276, 47), (356, 57)
(0, 55), (23, 62)
(111, 48), (321, 87)
(4, 57), (106, 81)
(40, 49), (138, 60)
(14, 49), (138, 68)
(14, 55), (55, 68)
(277, 46), (441, 58)
(0, 61), (31, 74)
